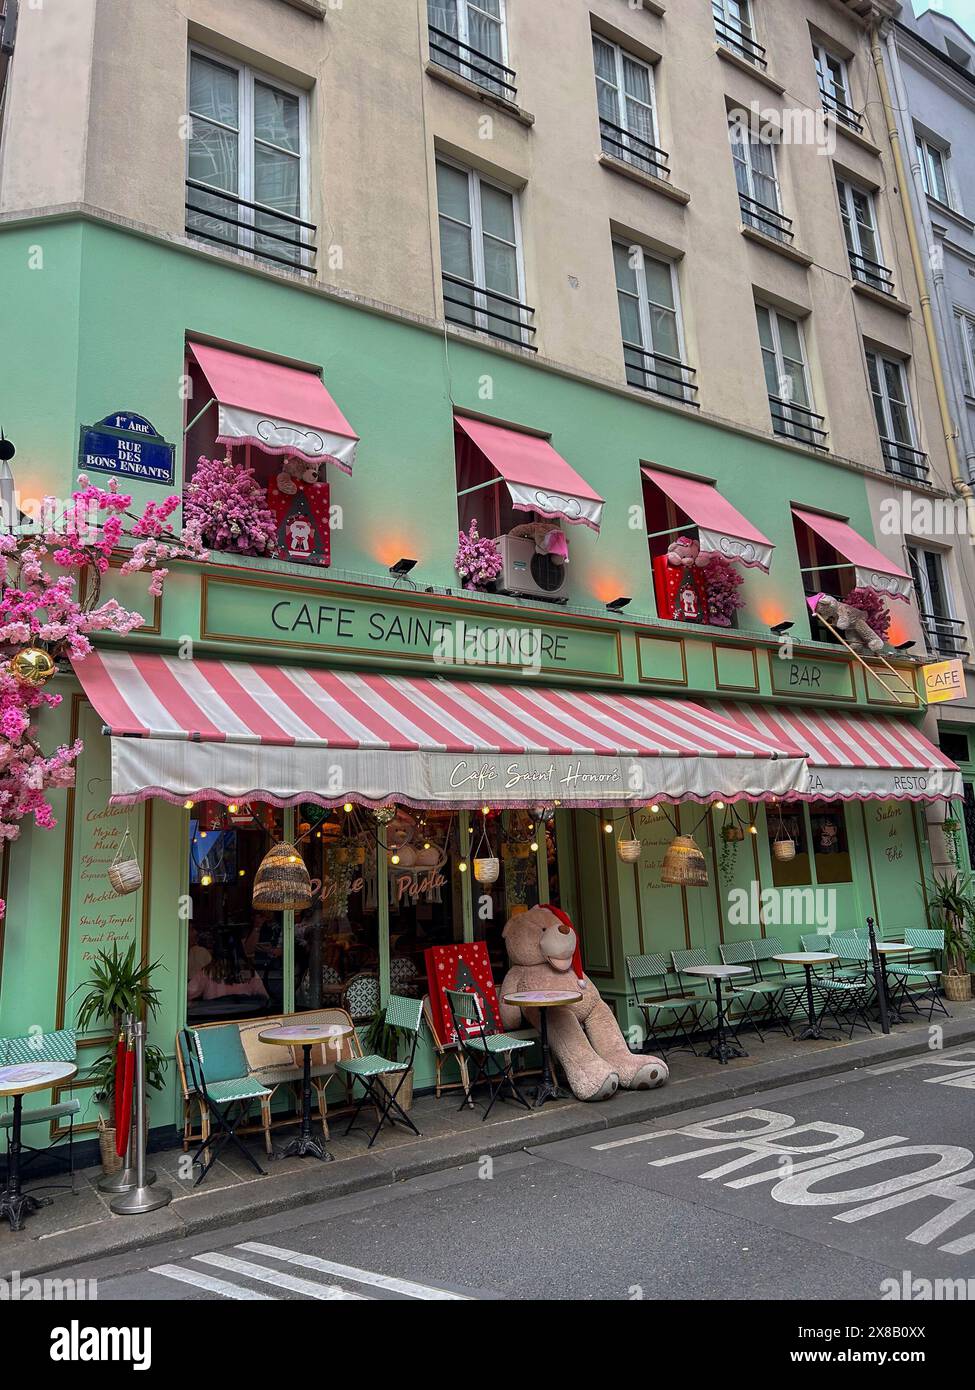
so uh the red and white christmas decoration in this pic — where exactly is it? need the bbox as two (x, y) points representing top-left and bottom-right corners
(424, 942), (503, 1046)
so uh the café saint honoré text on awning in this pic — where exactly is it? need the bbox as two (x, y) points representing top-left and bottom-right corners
(72, 651), (808, 809)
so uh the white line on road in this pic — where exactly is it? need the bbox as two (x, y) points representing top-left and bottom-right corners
(236, 1241), (472, 1300)
(150, 1263), (275, 1300)
(193, 1251), (368, 1300)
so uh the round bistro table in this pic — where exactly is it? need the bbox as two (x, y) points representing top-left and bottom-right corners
(680, 964), (752, 1064)
(772, 952), (839, 1040)
(0, 1060), (77, 1231)
(503, 990), (583, 1107)
(258, 1024), (352, 1161)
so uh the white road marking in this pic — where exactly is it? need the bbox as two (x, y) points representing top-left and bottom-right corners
(193, 1251), (369, 1299)
(150, 1262), (274, 1300)
(237, 1240), (472, 1300)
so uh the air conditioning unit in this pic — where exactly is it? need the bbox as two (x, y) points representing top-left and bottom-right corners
(497, 534), (570, 603)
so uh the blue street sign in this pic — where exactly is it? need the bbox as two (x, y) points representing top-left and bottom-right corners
(78, 412), (175, 486)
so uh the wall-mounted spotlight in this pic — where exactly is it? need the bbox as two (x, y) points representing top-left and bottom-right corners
(389, 557), (418, 576)
(606, 596), (632, 612)
(770, 620), (794, 636)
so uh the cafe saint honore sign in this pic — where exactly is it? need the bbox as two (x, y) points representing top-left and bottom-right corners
(79, 412), (176, 485)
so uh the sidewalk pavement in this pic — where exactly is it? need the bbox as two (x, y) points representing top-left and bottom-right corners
(4, 1002), (974, 1279)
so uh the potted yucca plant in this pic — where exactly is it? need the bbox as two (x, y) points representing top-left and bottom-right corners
(925, 872), (975, 1003)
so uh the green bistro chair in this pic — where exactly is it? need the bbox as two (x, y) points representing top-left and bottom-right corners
(887, 928), (950, 1022)
(800, 933), (861, 980)
(179, 1027), (271, 1185)
(812, 934), (875, 1037)
(625, 953), (708, 1057)
(0, 1029), (81, 1191)
(445, 988), (533, 1120)
(338, 994), (423, 1148)
(719, 941), (794, 1040)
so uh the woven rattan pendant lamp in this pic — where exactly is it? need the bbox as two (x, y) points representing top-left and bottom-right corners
(252, 840), (312, 911)
(660, 834), (709, 887)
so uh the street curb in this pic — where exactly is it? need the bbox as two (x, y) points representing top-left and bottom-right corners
(8, 1017), (974, 1279)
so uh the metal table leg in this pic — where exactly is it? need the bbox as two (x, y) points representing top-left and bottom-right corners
(531, 1011), (567, 1107)
(706, 978), (747, 1064)
(276, 1045), (331, 1161)
(0, 1096), (52, 1231)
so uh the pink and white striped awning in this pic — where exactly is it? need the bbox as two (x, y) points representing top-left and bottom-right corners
(711, 701), (961, 801)
(72, 651), (807, 809)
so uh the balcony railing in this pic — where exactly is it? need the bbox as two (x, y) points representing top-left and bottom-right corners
(185, 179), (317, 276)
(738, 191), (794, 244)
(0, 0), (17, 103)
(599, 117), (670, 181)
(849, 250), (895, 296)
(820, 85), (864, 135)
(624, 342), (699, 405)
(880, 437), (930, 483)
(713, 14), (768, 69)
(428, 24), (517, 101)
(920, 612), (969, 661)
(442, 270), (537, 349)
(768, 395), (829, 451)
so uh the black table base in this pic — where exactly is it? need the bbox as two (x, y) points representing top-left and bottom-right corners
(1, 1094), (52, 1232)
(531, 1010), (569, 1106)
(798, 964), (839, 1041)
(708, 978), (747, 1064)
(273, 1043), (332, 1162)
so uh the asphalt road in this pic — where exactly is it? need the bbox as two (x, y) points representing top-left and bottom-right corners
(60, 1043), (975, 1302)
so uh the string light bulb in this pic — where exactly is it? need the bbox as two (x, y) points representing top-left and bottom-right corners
(714, 801), (725, 811)
(391, 853), (401, 866)
(343, 803), (353, 814)
(650, 804), (660, 814)
(201, 874), (212, 887)
(227, 803), (239, 814)
(604, 822), (614, 834)
(183, 800), (194, 810)
(749, 824), (758, 835)
(482, 805), (491, 816)
(530, 840), (539, 853)
(458, 860), (468, 873)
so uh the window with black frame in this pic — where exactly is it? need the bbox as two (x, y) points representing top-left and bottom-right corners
(809, 801), (852, 885)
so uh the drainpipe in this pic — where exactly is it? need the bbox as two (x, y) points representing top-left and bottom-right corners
(868, 22), (975, 538)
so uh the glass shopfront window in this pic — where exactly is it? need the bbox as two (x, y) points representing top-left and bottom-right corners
(186, 804), (285, 1023)
(472, 809), (543, 980)
(767, 804), (811, 888)
(294, 805), (379, 1013)
(809, 800), (852, 885)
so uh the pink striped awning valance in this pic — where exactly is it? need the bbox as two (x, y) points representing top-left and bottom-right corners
(711, 701), (961, 802)
(71, 651), (808, 809)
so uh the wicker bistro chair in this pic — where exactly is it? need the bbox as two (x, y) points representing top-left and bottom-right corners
(337, 994), (423, 1148)
(178, 1027), (271, 1182)
(625, 953), (708, 1057)
(342, 972), (381, 1023)
(445, 989), (533, 1120)
(718, 942), (794, 1040)
(0, 1029), (81, 1190)
(887, 928), (950, 1022)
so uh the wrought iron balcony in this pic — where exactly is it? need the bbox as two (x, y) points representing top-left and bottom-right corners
(442, 270), (537, 349)
(849, 250), (895, 296)
(428, 24), (517, 101)
(599, 117), (670, 181)
(623, 342), (699, 405)
(768, 395), (829, 451)
(185, 180), (317, 276)
(920, 612), (969, 661)
(714, 14), (768, 69)
(820, 85), (864, 135)
(738, 191), (794, 244)
(880, 437), (930, 483)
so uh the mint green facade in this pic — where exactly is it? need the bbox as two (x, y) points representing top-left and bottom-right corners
(0, 216), (939, 1143)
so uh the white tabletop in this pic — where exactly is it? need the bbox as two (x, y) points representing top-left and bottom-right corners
(0, 1061), (77, 1097)
(681, 964), (752, 980)
(875, 942), (913, 954)
(259, 1024), (352, 1046)
(772, 952), (838, 965)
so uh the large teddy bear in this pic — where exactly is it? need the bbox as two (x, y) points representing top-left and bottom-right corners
(497, 905), (668, 1101)
(812, 593), (884, 656)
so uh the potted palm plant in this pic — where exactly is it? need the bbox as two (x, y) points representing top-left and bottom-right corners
(363, 1005), (415, 1112)
(74, 941), (167, 1172)
(925, 871), (975, 1003)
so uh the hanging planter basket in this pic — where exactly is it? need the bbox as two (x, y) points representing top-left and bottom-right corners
(252, 841), (312, 912)
(722, 824), (745, 844)
(473, 856), (500, 883)
(772, 838), (796, 862)
(617, 839), (642, 864)
(661, 834), (709, 887)
(108, 828), (143, 896)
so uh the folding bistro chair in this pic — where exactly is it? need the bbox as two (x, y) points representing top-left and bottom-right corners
(800, 933), (861, 980)
(0, 1029), (81, 1192)
(887, 928), (950, 1022)
(337, 994), (423, 1148)
(719, 941), (794, 1040)
(813, 934), (874, 1037)
(445, 989), (533, 1120)
(625, 953), (707, 1057)
(179, 1028), (271, 1185)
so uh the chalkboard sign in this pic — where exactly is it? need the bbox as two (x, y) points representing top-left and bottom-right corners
(78, 412), (175, 486)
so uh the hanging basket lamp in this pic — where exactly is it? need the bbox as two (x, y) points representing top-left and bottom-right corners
(252, 841), (312, 911)
(772, 807), (796, 863)
(616, 810), (642, 863)
(473, 811), (500, 883)
(661, 833), (709, 887)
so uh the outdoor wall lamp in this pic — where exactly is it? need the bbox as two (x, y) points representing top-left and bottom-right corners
(770, 620), (794, 636)
(606, 596), (631, 611)
(895, 640), (916, 652)
(389, 557), (418, 576)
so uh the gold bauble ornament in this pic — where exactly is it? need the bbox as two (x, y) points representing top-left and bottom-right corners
(10, 647), (56, 685)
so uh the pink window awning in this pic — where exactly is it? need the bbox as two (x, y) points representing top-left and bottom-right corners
(792, 506), (912, 602)
(72, 651), (808, 809)
(456, 415), (605, 531)
(711, 700), (961, 801)
(189, 343), (359, 475)
(642, 466), (775, 572)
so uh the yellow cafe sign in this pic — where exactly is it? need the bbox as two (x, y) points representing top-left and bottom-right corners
(921, 659), (967, 704)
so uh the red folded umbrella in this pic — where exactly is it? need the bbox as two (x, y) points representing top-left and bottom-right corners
(112, 1030), (125, 1134)
(115, 1034), (136, 1158)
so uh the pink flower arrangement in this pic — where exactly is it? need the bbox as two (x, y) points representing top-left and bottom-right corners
(844, 586), (891, 642)
(701, 552), (745, 627)
(184, 455), (277, 556)
(455, 520), (503, 590)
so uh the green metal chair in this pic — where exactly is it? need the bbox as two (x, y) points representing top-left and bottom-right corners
(887, 927), (949, 1022)
(800, 933), (861, 979)
(813, 934), (874, 1036)
(719, 941), (794, 1040)
(625, 953), (707, 1056)
(445, 989), (533, 1120)
(338, 994), (423, 1148)
(178, 1027), (271, 1185)
(0, 1029), (81, 1191)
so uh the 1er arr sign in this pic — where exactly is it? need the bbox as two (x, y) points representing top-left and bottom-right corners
(921, 658), (967, 705)
(79, 412), (175, 485)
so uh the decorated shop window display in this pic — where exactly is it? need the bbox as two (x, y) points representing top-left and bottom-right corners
(653, 535), (746, 627)
(267, 456), (331, 567)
